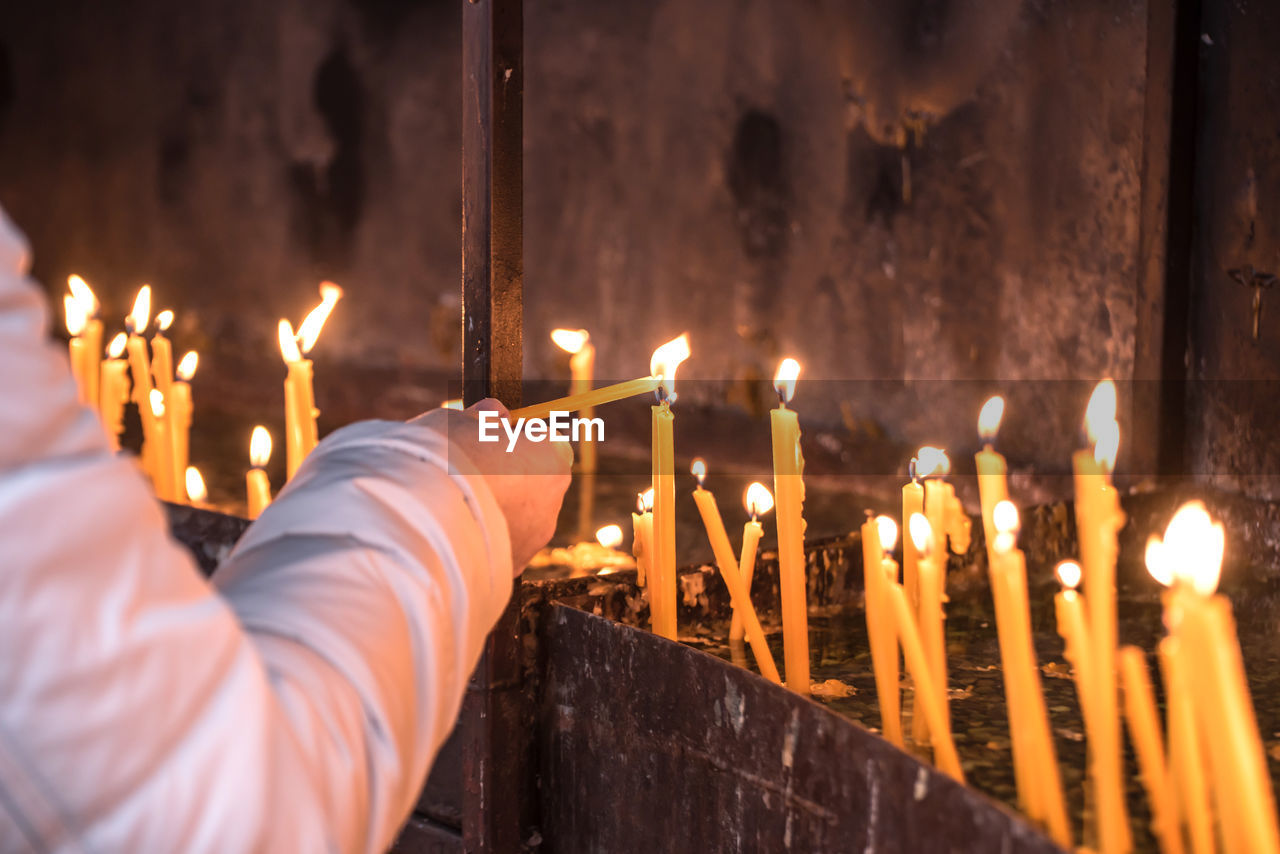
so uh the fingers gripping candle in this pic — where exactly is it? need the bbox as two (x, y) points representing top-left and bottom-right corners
(771, 358), (809, 695)
(649, 334), (689, 642)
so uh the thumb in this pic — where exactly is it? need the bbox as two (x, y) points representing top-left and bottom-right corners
(466, 397), (511, 419)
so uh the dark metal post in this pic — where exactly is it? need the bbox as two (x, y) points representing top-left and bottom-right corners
(461, 0), (525, 851)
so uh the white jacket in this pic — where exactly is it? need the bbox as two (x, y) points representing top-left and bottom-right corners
(0, 206), (513, 853)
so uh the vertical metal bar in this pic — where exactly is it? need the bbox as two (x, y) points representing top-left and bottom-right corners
(461, 0), (525, 851)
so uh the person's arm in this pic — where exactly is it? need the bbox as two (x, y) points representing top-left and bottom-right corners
(0, 205), (565, 853)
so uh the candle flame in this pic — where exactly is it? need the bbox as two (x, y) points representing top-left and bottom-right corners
(914, 446), (951, 477)
(649, 333), (691, 402)
(1155, 500), (1225, 596)
(1093, 419), (1120, 472)
(106, 332), (127, 359)
(773, 358), (801, 405)
(149, 388), (166, 418)
(176, 351), (198, 381)
(551, 328), (590, 354)
(1056, 560), (1083, 589)
(876, 515), (899, 554)
(596, 524), (624, 549)
(185, 466), (207, 504)
(1084, 379), (1118, 442)
(908, 513), (933, 555)
(638, 487), (655, 513)
(1145, 535), (1174, 587)
(250, 426), (273, 467)
(155, 310), (174, 333)
(64, 294), (88, 336)
(993, 499), (1020, 535)
(128, 286), (152, 334)
(278, 319), (302, 364)
(744, 482), (774, 517)
(67, 274), (99, 315)
(691, 457), (707, 485)
(296, 283), (344, 354)
(978, 396), (1005, 442)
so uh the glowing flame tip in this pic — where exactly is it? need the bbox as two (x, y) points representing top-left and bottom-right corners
(551, 328), (590, 354)
(176, 351), (198, 381)
(773, 358), (801, 404)
(250, 426), (273, 467)
(106, 332), (127, 359)
(875, 515), (899, 554)
(185, 467), (207, 504)
(908, 513), (933, 555)
(128, 286), (152, 334)
(278, 319), (302, 363)
(155, 310), (174, 332)
(596, 524), (624, 549)
(1056, 560), (1082, 589)
(978, 396), (1005, 441)
(649, 334), (691, 402)
(744, 482), (774, 518)
(915, 446), (951, 477)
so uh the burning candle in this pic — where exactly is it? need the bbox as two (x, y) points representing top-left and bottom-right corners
(1071, 379), (1130, 854)
(149, 390), (176, 501)
(902, 459), (924, 610)
(861, 514), (903, 747)
(169, 351), (197, 478)
(730, 482), (772, 643)
(1151, 502), (1280, 854)
(631, 487), (654, 592)
(99, 333), (129, 448)
(125, 287), (158, 480)
(596, 524), (623, 549)
(66, 275), (102, 405)
(771, 357), (809, 695)
(64, 293), (89, 402)
(974, 396), (1009, 553)
(909, 513), (947, 748)
(882, 531), (964, 783)
(553, 329), (598, 540)
(649, 334), (690, 642)
(991, 504), (1070, 847)
(246, 426), (273, 519)
(689, 460), (781, 684)
(918, 446), (970, 563)
(1118, 645), (1183, 854)
(185, 466), (208, 507)
(280, 283), (343, 480)
(151, 309), (175, 399)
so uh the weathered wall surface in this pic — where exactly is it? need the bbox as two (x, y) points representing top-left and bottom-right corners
(0, 0), (1154, 480)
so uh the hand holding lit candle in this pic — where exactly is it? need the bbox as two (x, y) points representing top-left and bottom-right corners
(246, 426), (273, 519)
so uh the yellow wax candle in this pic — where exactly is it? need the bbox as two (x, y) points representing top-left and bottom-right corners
(992, 505), (1071, 848)
(125, 286), (158, 479)
(908, 513), (946, 748)
(1072, 380), (1130, 854)
(169, 350), (196, 479)
(631, 488), (654, 590)
(884, 576), (964, 782)
(66, 275), (102, 405)
(647, 335), (689, 643)
(975, 396), (1009, 555)
(279, 320), (317, 480)
(552, 329), (598, 540)
(771, 358), (809, 695)
(730, 482), (772, 643)
(1118, 645), (1183, 854)
(651, 402), (676, 641)
(64, 294), (89, 402)
(689, 466), (781, 684)
(1148, 502), (1280, 854)
(151, 310), (175, 399)
(246, 426), (273, 519)
(862, 515), (903, 748)
(149, 390), (176, 501)
(98, 334), (130, 449)
(1158, 636), (1214, 854)
(512, 376), (661, 420)
(902, 470), (924, 609)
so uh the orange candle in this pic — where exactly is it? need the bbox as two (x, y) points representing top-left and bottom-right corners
(125, 287), (159, 482)
(862, 514), (902, 747)
(1071, 380), (1130, 854)
(630, 488), (654, 592)
(771, 357), (809, 695)
(64, 294), (89, 402)
(1118, 645), (1183, 854)
(1157, 634), (1214, 854)
(148, 390), (176, 501)
(902, 463), (924, 610)
(648, 335), (689, 642)
(98, 333), (130, 448)
(169, 350), (197, 480)
(151, 309), (175, 400)
(689, 462), (780, 684)
(908, 513), (946, 749)
(730, 483), (772, 643)
(246, 426), (273, 519)
(67, 275), (103, 405)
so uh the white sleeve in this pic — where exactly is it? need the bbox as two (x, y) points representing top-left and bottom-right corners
(0, 204), (513, 854)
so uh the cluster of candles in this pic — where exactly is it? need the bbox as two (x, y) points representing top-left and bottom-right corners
(63, 276), (343, 517)
(534, 333), (1278, 854)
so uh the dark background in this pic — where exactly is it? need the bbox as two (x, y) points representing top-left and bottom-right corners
(0, 0), (1275, 499)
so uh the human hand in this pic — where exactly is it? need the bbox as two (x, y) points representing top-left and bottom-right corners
(414, 399), (571, 573)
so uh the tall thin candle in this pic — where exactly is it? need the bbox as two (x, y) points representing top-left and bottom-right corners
(771, 357), (809, 695)
(649, 334), (690, 641)
(861, 514), (903, 747)
(730, 483), (772, 643)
